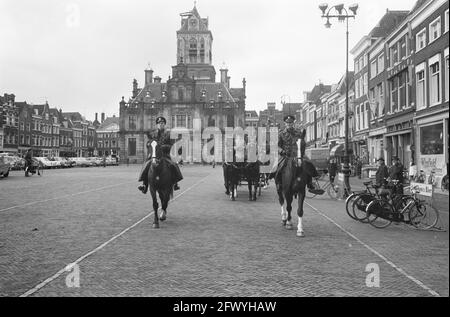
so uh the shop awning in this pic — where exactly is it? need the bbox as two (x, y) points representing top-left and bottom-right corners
(330, 144), (345, 157)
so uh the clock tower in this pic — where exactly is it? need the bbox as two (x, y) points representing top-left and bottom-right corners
(177, 5), (216, 82)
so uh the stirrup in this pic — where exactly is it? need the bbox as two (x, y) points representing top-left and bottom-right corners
(308, 188), (325, 195)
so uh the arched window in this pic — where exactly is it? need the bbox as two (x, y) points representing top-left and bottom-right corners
(189, 38), (197, 63)
(200, 38), (205, 63)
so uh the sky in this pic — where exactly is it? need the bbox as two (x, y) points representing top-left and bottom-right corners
(0, 0), (419, 122)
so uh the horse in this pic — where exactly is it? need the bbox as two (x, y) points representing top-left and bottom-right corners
(277, 158), (319, 237)
(223, 162), (240, 201)
(244, 161), (260, 201)
(147, 140), (174, 228)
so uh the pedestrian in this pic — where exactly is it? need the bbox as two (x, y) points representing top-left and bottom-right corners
(375, 157), (389, 188)
(328, 158), (337, 183)
(103, 155), (106, 168)
(389, 156), (404, 194)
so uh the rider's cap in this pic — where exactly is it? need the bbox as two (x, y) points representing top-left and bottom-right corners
(391, 156), (399, 161)
(284, 115), (295, 123)
(156, 116), (166, 124)
(377, 157), (385, 162)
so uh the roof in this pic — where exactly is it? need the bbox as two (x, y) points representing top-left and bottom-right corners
(368, 10), (409, 38)
(97, 116), (119, 130)
(306, 83), (332, 103)
(62, 112), (84, 122)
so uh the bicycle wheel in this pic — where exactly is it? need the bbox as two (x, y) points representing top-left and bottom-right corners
(345, 193), (359, 220)
(366, 199), (392, 228)
(352, 194), (374, 222)
(408, 202), (439, 230)
(327, 182), (339, 200)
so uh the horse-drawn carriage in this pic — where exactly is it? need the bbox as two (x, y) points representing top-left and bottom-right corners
(223, 161), (266, 201)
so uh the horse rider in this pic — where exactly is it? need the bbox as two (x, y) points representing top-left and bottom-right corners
(137, 116), (183, 194)
(273, 115), (323, 195)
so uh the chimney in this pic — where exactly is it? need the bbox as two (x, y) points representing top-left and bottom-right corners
(101, 113), (105, 123)
(220, 66), (228, 85)
(145, 68), (153, 86)
(154, 76), (162, 84)
(132, 79), (138, 98)
(226, 76), (231, 89)
(95, 113), (98, 122)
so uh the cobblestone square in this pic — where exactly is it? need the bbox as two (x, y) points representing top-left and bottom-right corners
(0, 165), (448, 297)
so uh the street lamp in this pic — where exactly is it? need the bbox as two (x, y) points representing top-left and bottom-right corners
(319, 3), (358, 196)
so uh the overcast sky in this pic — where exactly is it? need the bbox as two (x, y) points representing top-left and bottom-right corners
(1, 0), (418, 121)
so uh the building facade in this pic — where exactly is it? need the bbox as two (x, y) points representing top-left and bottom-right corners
(411, 0), (449, 186)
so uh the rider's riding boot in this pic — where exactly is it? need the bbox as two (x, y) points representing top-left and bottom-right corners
(138, 183), (148, 194)
(307, 181), (325, 195)
(174, 183), (180, 191)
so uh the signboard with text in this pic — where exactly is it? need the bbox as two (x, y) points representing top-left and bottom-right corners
(410, 182), (433, 198)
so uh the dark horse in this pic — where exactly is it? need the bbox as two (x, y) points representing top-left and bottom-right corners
(223, 162), (240, 201)
(244, 161), (260, 201)
(147, 140), (173, 228)
(277, 158), (319, 237)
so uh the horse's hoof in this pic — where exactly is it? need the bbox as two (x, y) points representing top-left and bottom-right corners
(296, 231), (305, 237)
(152, 223), (160, 229)
(285, 223), (293, 230)
(231, 197), (235, 201)
(281, 220), (287, 226)
(225, 191), (230, 195)
(159, 212), (166, 221)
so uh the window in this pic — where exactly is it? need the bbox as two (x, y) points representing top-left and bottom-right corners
(416, 64), (426, 110)
(445, 9), (449, 33)
(128, 115), (136, 130)
(420, 123), (443, 155)
(370, 60), (377, 78)
(399, 37), (407, 60)
(378, 83), (385, 116)
(354, 60), (359, 73)
(176, 114), (187, 128)
(390, 45), (398, 66)
(189, 38), (197, 63)
(429, 17), (441, 43)
(416, 28), (426, 52)
(429, 55), (441, 105)
(378, 54), (384, 73)
(128, 138), (136, 156)
(363, 73), (368, 96)
(399, 71), (407, 109)
(445, 49), (449, 101)
(390, 77), (398, 113)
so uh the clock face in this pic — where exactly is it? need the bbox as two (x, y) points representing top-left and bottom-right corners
(190, 19), (197, 27)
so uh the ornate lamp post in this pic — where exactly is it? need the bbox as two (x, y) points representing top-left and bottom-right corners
(319, 3), (358, 196)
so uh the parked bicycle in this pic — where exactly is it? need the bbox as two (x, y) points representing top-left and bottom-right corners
(365, 183), (439, 229)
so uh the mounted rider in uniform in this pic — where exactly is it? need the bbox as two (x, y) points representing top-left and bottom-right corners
(272, 115), (323, 195)
(137, 116), (183, 194)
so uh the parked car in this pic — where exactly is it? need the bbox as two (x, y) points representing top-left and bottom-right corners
(53, 157), (70, 168)
(35, 157), (54, 169)
(72, 157), (93, 167)
(0, 155), (11, 178)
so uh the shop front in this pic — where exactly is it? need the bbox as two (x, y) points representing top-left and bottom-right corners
(384, 116), (414, 168)
(415, 114), (448, 189)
